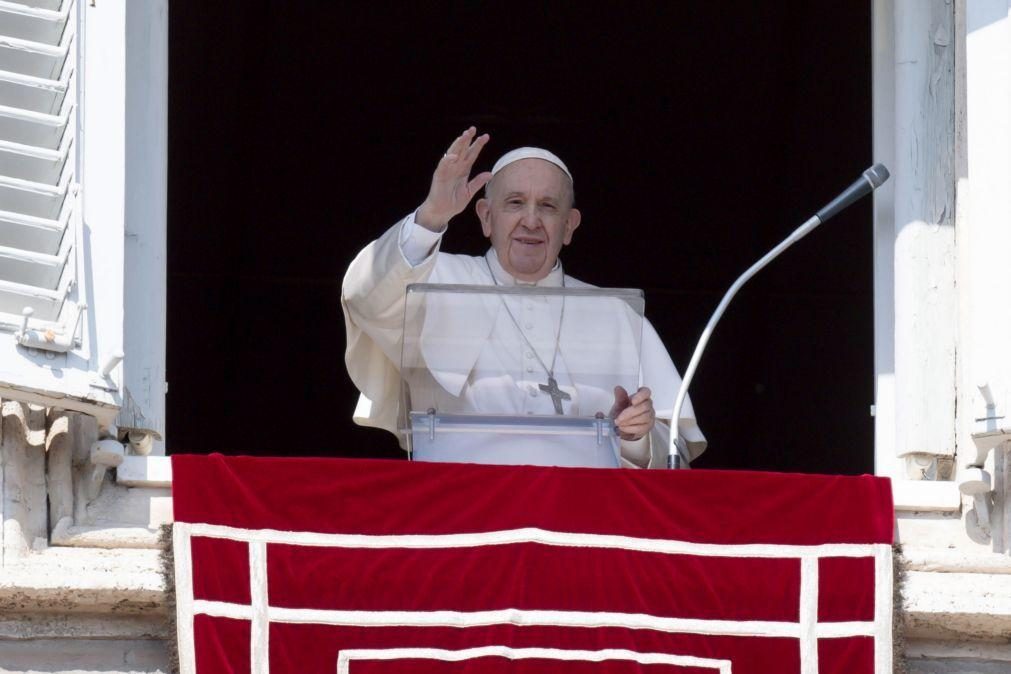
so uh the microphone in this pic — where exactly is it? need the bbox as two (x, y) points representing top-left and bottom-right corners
(667, 164), (891, 469)
(817, 164), (891, 223)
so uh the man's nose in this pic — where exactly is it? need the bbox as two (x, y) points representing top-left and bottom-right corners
(519, 204), (541, 227)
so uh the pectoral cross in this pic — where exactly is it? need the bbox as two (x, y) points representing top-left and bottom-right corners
(539, 376), (571, 415)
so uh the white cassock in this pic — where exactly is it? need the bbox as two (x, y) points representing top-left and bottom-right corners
(341, 213), (707, 468)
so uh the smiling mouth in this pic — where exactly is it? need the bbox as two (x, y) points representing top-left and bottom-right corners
(513, 236), (544, 247)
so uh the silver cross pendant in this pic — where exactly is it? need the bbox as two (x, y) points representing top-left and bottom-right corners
(539, 376), (571, 415)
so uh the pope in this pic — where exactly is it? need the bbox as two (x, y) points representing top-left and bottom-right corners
(341, 128), (706, 467)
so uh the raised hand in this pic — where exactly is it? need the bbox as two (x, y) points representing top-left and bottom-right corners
(416, 127), (493, 231)
(611, 386), (657, 442)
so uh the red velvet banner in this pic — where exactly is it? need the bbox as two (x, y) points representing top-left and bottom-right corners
(171, 455), (894, 674)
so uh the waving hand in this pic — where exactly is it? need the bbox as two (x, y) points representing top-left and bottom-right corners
(416, 127), (493, 231)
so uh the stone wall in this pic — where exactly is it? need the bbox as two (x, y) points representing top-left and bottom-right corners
(0, 402), (170, 673)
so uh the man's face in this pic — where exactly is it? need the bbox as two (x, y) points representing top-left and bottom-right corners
(475, 159), (581, 282)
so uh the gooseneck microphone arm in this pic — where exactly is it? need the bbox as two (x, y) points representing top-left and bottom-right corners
(667, 164), (891, 469)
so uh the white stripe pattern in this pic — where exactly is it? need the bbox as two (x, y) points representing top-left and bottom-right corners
(249, 541), (269, 673)
(173, 526), (197, 674)
(800, 556), (820, 674)
(873, 544), (894, 673)
(193, 600), (877, 639)
(337, 646), (733, 673)
(171, 522), (893, 674)
(181, 521), (883, 559)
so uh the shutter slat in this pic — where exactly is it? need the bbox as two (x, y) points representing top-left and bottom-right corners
(0, 240), (66, 287)
(0, 137), (68, 185)
(0, 276), (63, 319)
(0, 174), (67, 219)
(0, 1), (70, 45)
(0, 104), (68, 149)
(10, 2), (64, 12)
(0, 34), (68, 79)
(0, 208), (66, 255)
(0, 68), (68, 114)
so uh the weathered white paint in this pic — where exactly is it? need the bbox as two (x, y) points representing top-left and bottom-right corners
(963, 0), (1011, 555)
(872, 0), (899, 479)
(874, 0), (964, 508)
(954, 0), (976, 484)
(117, 454), (172, 488)
(963, 0), (1011, 414)
(892, 480), (962, 512)
(122, 0), (168, 455)
(892, 0), (958, 461)
(80, 1), (126, 396)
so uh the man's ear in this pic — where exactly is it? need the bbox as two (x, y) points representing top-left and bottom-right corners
(562, 208), (581, 245)
(476, 198), (491, 238)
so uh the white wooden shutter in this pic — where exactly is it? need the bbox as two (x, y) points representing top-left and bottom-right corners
(0, 0), (121, 427)
(0, 0), (81, 338)
(0, 1), (168, 443)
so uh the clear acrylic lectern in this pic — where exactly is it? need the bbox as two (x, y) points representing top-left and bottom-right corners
(400, 283), (644, 468)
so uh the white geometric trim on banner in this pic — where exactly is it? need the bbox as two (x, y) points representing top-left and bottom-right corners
(182, 522), (886, 559)
(172, 523), (893, 674)
(337, 647), (733, 673)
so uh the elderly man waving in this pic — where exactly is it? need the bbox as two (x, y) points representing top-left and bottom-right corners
(342, 128), (705, 467)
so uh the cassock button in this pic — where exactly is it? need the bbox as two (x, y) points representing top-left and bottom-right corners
(530, 390), (537, 397)
(526, 366), (533, 373)
(525, 351), (533, 358)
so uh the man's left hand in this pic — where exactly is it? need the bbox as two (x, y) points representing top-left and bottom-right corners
(611, 386), (656, 441)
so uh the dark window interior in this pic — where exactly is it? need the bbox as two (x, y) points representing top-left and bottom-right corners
(168, 2), (873, 474)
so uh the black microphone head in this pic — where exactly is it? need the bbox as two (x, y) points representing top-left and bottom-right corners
(863, 164), (890, 188)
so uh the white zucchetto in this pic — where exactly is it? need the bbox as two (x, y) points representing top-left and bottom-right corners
(491, 147), (573, 184)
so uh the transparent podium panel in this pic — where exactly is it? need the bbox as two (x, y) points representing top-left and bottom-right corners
(399, 283), (645, 468)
